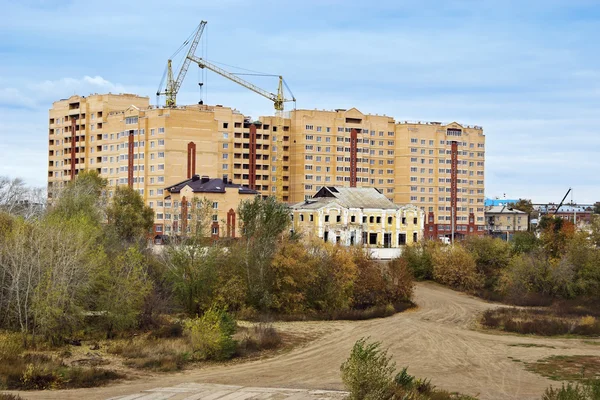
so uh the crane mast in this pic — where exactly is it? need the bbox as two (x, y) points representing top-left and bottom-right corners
(157, 21), (207, 107)
(188, 55), (295, 202)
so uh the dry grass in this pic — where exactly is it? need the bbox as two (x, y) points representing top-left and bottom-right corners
(0, 394), (24, 400)
(481, 307), (600, 336)
(107, 337), (192, 372)
(0, 352), (123, 390)
(525, 355), (600, 381)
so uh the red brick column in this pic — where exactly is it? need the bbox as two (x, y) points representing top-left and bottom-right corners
(226, 208), (236, 238)
(350, 128), (358, 187)
(249, 124), (257, 190)
(450, 141), (459, 231)
(187, 142), (196, 179)
(181, 196), (188, 234)
(70, 118), (76, 180)
(128, 134), (134, 187)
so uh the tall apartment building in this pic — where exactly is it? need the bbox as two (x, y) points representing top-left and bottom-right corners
(48, 94), (485, 238)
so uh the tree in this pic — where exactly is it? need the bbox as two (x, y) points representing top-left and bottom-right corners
(31, 217), (101, 345)
(509, 199), (533, 215)
(91, 247), (152, 338)
(105, 186), (154, 245)
(48, 170), (107, 225)
(237, 196), (290, 309)
(0, 176), (45, 220)
(305, 240), (357, 312)
(590, 215), (600, 248)
(593, 202), (600, 215)
(162, 243), (224, 316)
(511, 231), (540, 254)
(538, 216), (575, 258)
(432, 246), (482, 292)
(269, 238), (317, 313)
(462, 236), (511, 290)
(401, 240), (439, 280)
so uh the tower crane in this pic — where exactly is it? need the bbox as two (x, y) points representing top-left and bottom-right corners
(188, 55), (296, 202)
(156, 21), (207, 107)
(157, 20), (296, 201)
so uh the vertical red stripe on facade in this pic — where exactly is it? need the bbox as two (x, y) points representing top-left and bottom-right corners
(450, 141), (458, 230)
(350, 128), (358, 187)
(227, 208), (236, 238)
(181, 196), (188, 234)
(128, 134), (134, 188)
(70, 118), (76, 180)
(187, 142), (196, 179)
(249, 124), (257, 190)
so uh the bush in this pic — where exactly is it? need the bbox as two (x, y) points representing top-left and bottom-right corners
(432, 246), (483, 292)
(462, 236), (511, 290)
(543, 379), (600, 400)
(340, 338), (396, 400)
(402, 240), (438, 280)
(237, 323), (282, 356)
(340, 338), (479, 400)
(184, 308), (237, 361)
(0, 353), (122, 390)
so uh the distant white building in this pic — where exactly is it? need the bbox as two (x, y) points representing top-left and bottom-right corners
(290, 186), (424, 248)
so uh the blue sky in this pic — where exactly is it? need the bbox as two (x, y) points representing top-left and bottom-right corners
(1, 0), (599, 203)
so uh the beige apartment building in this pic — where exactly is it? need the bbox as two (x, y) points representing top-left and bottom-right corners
(48, 94), (485, 237)
(485, 205), (528, 235)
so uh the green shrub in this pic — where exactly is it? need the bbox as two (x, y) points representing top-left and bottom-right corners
(184, 308), (237, 361)
(402, 241), (438, 280)
(340, 338), (396, 400)
(340, 339), (479, 400)
(543, 379), (600, 400)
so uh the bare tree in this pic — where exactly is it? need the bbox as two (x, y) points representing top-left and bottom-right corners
(0, 176), (45, 219)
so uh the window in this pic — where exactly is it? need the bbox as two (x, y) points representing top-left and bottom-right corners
(158, 127), (165, 134)
(223, 132), (229, 139)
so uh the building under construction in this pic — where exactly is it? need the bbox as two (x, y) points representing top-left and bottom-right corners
(47, 21), (486, 239)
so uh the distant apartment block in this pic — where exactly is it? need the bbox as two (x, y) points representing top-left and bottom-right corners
(48, 94), (485, 237)
(485, 205), (528, 234)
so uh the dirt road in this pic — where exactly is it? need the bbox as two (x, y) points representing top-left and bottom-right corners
(19, 282), (600, 400)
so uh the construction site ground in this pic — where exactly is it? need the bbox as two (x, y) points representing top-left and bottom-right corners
(16, 282), (600, 400)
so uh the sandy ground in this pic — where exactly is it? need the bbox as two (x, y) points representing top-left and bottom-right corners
(16, 282), (600, 400)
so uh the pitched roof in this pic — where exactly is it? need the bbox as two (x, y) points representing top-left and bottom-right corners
(292, 186), (398, 210)
(485, 205), (527, 214)
(165, 175), (258, 195)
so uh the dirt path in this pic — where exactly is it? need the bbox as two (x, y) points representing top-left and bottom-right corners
(18, 282), (600, 400)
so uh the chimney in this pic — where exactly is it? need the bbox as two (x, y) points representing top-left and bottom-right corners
(191, 174), (200, 182)
(201, 175), (210, 184)
(222, 175), (228, 184)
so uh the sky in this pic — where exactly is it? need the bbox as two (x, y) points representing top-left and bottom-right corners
(1, 0), (599, 203)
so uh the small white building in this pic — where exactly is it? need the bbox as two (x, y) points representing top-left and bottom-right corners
(290, 186), (424, 248)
